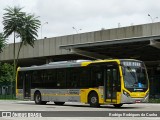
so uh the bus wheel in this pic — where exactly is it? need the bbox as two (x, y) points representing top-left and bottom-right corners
(113, 104), (123, 108)
(34, 92), (47, 105)
(88, 92), (100, 107)
(54, 102), (65, 105)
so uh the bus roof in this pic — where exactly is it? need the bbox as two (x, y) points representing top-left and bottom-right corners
(18, 59), (141, 71)
(18, 60), (91, 71)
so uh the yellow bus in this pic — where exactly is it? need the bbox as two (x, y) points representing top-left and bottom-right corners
(16, 59), (149, 107)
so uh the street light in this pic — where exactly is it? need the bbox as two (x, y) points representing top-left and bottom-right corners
(72, 27), (82, 33)
(41, 22), (48, 39)
(148, 14), (158, 23)
(148, 14), (158, 35)
(148, 14), (159, 46)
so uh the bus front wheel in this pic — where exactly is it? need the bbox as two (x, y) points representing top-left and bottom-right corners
(88, 92), (100, 107)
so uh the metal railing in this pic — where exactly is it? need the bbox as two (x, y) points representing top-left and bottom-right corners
(0, 81), (15, 99)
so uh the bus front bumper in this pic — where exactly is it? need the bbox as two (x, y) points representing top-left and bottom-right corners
(120, 93), (149, 104)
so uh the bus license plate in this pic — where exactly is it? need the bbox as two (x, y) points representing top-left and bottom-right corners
(135, 100), (141, 103)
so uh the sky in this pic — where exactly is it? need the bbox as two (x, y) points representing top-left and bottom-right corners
(0, 0), (160, 43)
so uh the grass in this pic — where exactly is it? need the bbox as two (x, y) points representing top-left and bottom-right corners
(148, 99), (160, 103)
(0, 95), (16, 100)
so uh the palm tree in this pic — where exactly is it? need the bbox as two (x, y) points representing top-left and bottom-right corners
(3, 6), (41, 96)
(0, 33), (6, 53)
(3, 7), (25, 93)
(17, 13), (41, 63)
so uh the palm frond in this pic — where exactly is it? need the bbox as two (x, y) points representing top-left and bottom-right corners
(0, 33), (7, 53)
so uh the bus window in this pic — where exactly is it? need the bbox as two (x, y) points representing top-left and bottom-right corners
(112, 68), (121, 92)
(91, 66), (103, 87)
(79, 67), (90, 88)
(66, 67), (90, 89)
(43, 69), (57, 88)
(57, 69), (66, 88)
(31, 70), (43, 88)
(66, 67), (79, 88)
(17, 71), (24, 89)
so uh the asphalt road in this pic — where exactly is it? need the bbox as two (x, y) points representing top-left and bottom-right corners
(0, 100), (160, 120)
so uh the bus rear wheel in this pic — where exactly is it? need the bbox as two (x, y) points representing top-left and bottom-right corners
(34, 92), (47, 105)
(113, 104), (123, 108)
(88, 92), (100, 107)
(54, 102), (65, 105)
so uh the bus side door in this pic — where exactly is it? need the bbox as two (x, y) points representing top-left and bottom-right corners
(104, 63), (121, 103)
(24, 72), (31, 99)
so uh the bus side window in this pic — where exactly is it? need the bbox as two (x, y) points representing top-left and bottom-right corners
(71, 74), (78, 88)
(79, 67), (90, 88)
(57, 69), (66, 88)
(91, 66), (103, 87)
(43, 69), (57, 88)
(17, 71), (23, 89)
(70, 68), (79, 88)
(66, 67), (79, 88)
(112, 67), (121, 92)
(32, 70), (43, 88)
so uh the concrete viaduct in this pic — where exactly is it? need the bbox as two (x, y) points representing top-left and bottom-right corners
(0, 22), (160, 67)
(0, 22), (160, 96)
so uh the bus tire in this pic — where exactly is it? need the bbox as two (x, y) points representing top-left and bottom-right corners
(34, 92), (47, 105)
(54, 102), (65, 105)
(113, 104), (123, 108)
(34, 92), (42, 104)
(88, 92), (100, 107)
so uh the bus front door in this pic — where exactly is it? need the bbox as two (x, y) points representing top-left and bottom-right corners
(104, 66), (119, 103)
(23, 72), (31, 99)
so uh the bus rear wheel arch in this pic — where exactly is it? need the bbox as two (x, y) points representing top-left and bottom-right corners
(88, 91), (100, 107)
(34, 91), (47, 105)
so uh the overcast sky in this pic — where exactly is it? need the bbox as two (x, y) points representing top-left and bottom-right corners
(0, 0), (159, 43)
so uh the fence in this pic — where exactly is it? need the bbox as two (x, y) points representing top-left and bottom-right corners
(0, 81), (15, 99)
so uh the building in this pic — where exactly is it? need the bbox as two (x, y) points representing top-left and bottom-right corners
(0, 22), (160, 97)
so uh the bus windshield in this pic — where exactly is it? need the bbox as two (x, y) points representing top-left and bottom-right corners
(121, 61), (148, 92)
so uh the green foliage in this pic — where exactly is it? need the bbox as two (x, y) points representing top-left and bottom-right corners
(0, 33), (6, 53)
(3, 6), (41, 47)
(149, 99), (160, 103)
(0, 63), (14, 83)
(1, 6), (40, 97)
(0, 95), (16, 99)
(3, 6), (41, 66)
(3, 6), (25, 38)
(20, 13), (41, 47)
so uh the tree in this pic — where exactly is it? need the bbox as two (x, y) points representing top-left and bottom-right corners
(3, 6), (24, 70)
(2, 6), (41, 95)
(0, 33), (6, 53)
(0, 63), (13, 95)
(3, 7), (25, 95)
(17, 13), (41, 63)
(3, 6), (41, 64)
(0, 63), (13, 84)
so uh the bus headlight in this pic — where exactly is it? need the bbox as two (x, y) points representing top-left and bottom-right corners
(123, 90), (130, 97)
